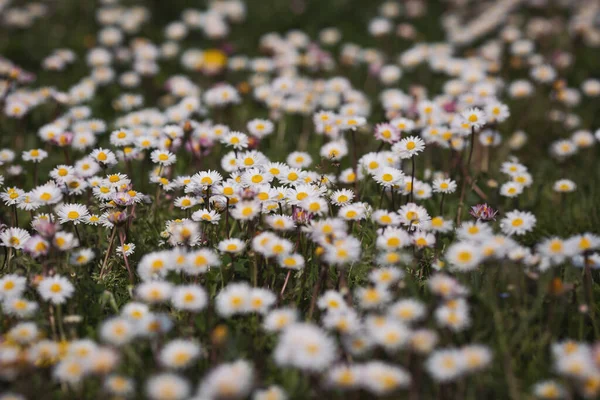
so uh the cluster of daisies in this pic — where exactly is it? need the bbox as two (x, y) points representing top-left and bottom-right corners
(1, 0), (600, 399)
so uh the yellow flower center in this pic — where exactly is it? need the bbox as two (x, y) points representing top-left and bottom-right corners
(67, 211), (80, 219)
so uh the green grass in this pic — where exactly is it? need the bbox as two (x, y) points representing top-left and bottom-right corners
(1, 1), (600, 399)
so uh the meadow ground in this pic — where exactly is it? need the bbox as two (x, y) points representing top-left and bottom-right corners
(1, 0), (600, 399)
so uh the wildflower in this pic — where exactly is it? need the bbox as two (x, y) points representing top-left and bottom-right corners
(460, 107), (486, 129)
(0, 228), (31, 249)
(150, 150), (176, 166)
(446, 242), (484, 271)
(145, 373), (190, 400)
(362, 361), (411, 394)
(218, 238), (246, 254)
(198, 360), (254, 399)
(56, 203), (90, 225)
(215, 282), (251, 317)
(501, 210), (536, 236)
(91, 148), (118, 167)
(37, 275), (75, 304)
(373, 167), (404, 187)
(263, 308), (299, 332)
(432, 178), (457, 193)
(100, 317), (136, 346)
(22, 148), (48, 162)
(273, 323), (337, 372)
(469, 204), (498, 221)
(171, 285), (208, 312)
(426, 349), (466, 382)
(398, 203), (429, 229)
(136, 281), (174, 304)
(553, 179), (576, 193)
(0, 274), (27, 299)
(392, 136), (425, 159)
(159, 339), (201, 369)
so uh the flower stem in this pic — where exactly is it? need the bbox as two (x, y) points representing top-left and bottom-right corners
(99, 227), (117, 279)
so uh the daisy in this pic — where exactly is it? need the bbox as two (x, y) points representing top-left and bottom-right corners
(0, 274), (27, 299)
(218, 238), (246, 254)
(323, 236), (362, 266)
(171, 285), (207, 311)
(247, 118), (274, 138)
(461, 344), (492, 372)
(191, 209), (221, 224)
(373, 167), (404, 187)
(198, 360), (254, 400)
(248, 288), (277, 314)
(174, 196), (198, 210)
(185, 248), (220, 275)
(356, 285), (392, 309)
(273, 323), (336, 372)
(425, 216), (454, 233)
(117, 243), (136, 257)
(0, 228), (31, 249)
(446, 242), (484, 271)
(231, 201), (261, 220)
(537, 237), (575, 265)
(265, 214), (296, 231)
(320, 140), (349, 161)
(374, 123), (400, 143)
(484, 101), (510, 123)
(241, 168), (273, 186)
(360, 152), (387, 174)
(253, 386), (287, 400)
(56, 203), (90, 225)
(53, 358), (88, 384)
(1, 187), (24, 206)
(500, 181), (523, 198)
(237, 150), (267, 169)
(553, 179), (576, 193)
(278, 167), (306, 185)
(338, 203), (368, 221)
(285, 151), (311, 169)
(159, 339), (201, 369)
(392, 136), (425, 159)
(90, 148), (118, 166)
(109, 128), (134, 146)
(3, 297), (38, 318)
(136, 281), (173, 304)
(31, 182), (63, 205)
(457, 220), (493, 241)
(22, 148), (48, 162)
(145, 373), (190, 400)
(389, 298), (426, 323)
(104, 375), (135, 397)
(568, 233), (600, 254)
(222, 131), (249, 150)
(37, 275), (75, 304)
(460, 107), (486, 129)
(215, 282), (251, 316)
(432, 178), (457, 193)
(398, 203), (430, 229)
(189, 170), (223, 190)
(501, 210), (536, 236)
(71, 248), (95, 265)
(330, 189), (354, 206)
(300, 196), (328, 216)
(278, 253), (305, 270)
(371, 210), (401, 226)
(150, 149), (176, 166)
(413, 231), (436, 248)
(426, 349), (466, 382)
(532, 380), (566, 399)
(551, 140), (577, 158)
